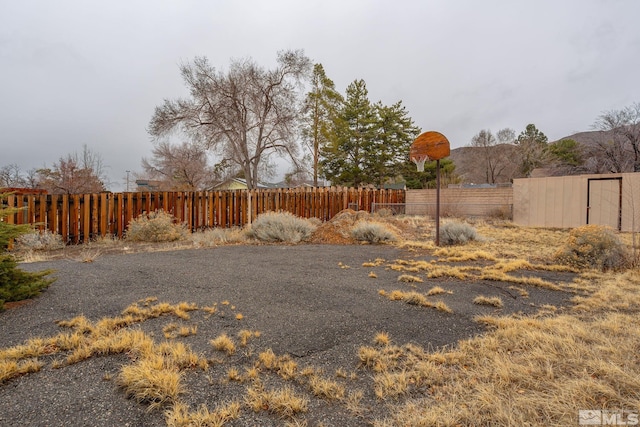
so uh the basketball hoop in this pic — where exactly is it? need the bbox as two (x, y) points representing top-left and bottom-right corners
(411, 155), (428, 172)
(409, 131), (452, 247)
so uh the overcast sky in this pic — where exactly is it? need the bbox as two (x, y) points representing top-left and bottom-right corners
(2, 0), (639, 190)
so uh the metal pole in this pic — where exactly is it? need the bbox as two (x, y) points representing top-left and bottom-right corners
(435, 159), (440, 246)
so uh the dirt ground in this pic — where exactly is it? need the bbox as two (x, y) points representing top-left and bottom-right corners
(0, 239), (576, 426)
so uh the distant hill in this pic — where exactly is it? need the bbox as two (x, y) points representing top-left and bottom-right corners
(551, 130), (613, 146)
(449, 144), (518, 184)
(448, 129), (623, 184)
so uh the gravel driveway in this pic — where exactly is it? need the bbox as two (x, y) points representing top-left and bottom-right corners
(0, 244), (573, 426)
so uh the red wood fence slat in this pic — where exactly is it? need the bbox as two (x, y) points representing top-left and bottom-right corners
(1, 188), (405, 244)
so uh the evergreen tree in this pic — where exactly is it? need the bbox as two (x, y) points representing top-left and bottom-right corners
(321, 79), (376, 187)
(515, 124), (549, 177)
(301, 64), (343, 186)
(402, 158), (458, 189)
(0, 194), (55, 310)
(365, 101), (421, 187)
(320, 80), (421, 188)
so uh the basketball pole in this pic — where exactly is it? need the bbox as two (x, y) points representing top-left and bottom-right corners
(435, 159), (440, 246)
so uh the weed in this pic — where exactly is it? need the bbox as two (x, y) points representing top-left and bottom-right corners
(190, 227), (247, 247)
(165, 400), (240, 427)
(397, 274), (423, 283)
(555, 224), (630, 271)
(345, 389), (364, 414)
(227, 367), (242, 382)
(118, 356), (183, 410)
(434, 301), (453, 313)
(245, 381), (308, 418)
(76, 248), (102, 263)
(374, 370), (409, 399)
(374, 332), (390, 346)
(473, 296), (504, 308)
(257, 349), (278, 369)
(426, 286), (450, 296)
(238, 330), (260, 347)
(308, 374), (345, 400)
(210, 334), (236, 355)
(125, 210), (188, 242)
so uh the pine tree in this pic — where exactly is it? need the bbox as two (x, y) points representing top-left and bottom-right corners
(321, 79), (377, 187)
(0, 194), (55, 310)
(516, 124), (549, 177)
(402, 158), (458, 189)
(365, 101), (420, 187)
(301, 64), (343, 186)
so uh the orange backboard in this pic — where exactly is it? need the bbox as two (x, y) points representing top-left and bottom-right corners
(410, 131), (450, 161)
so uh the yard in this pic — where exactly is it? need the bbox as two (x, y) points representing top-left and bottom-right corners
(1, 214), (639, 426)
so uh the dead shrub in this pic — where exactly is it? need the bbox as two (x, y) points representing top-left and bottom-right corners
(125, 210), (188, 242)
(554, 225), (630, 271)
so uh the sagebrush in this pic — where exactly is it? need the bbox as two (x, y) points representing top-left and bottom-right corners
(15, 230), (65, 251)
(438, 221), (478, 246)
(351, 222), (397, 244)
(125, 210), (188, 242)
(246, 211), (317, 243)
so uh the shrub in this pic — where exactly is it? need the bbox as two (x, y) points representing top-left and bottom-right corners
(246, 211), (317, 243)
(0, 255), (55, 310)
(554, 225), (629, 271)
(0, 195), (55, 310)
(15, 230), (65, 251)
(125, 210), (188, 242)
(438, 221), (478, 246)
(190, 227), (246, 247)
(351, 222), (397, 244)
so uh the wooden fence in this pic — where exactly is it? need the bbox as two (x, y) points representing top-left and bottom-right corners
(1, 187), (404, 244)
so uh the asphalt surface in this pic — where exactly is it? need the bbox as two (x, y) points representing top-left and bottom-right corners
(0, 244), (574, 426)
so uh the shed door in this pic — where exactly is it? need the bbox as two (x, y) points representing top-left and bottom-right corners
(587, 178), (622, 230)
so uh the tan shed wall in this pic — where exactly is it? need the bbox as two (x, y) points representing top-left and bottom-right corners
(406, 188), (513, 217)
(513, 173), (640, 232)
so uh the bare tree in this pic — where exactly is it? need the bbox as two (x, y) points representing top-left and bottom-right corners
(0, 164), (26, 188)
(141, 141), (222, 190)
(593, 102), (640, 172)
(469, 128), (515, 184)
(149, 50), (311, 189)
(36, 145), (107, 194)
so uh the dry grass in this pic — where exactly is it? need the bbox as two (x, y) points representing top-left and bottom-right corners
(5, 220), (640, 425)
(425, 286), (450, 296)
(245, 381), (308, 418)
(307, 374), (345, 400)
(210, 334), (236, 356)
(165, 400), (241, 427)
(473, 295), (504, 308)
(118, 356), (184, 410)
(397, 274), (423, 283)
(374, 332), (390, 346)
